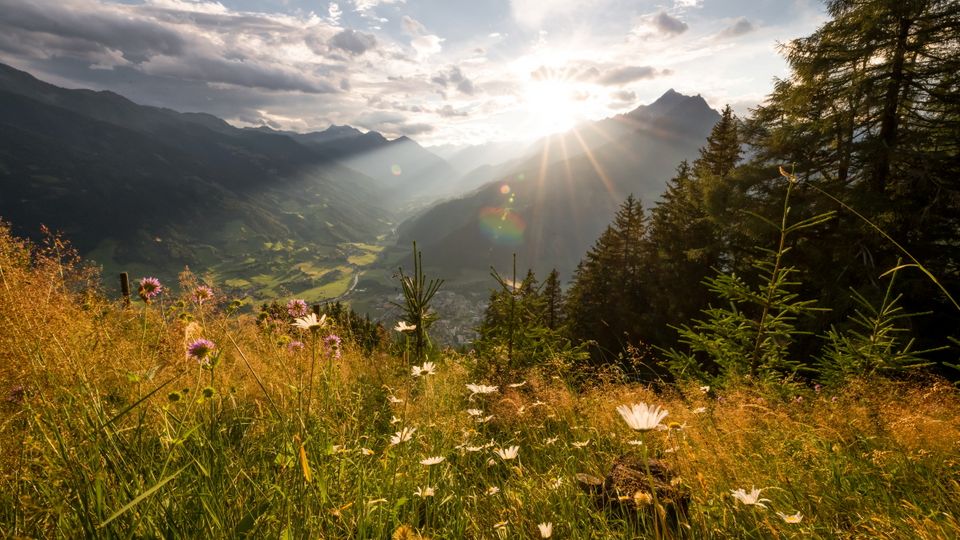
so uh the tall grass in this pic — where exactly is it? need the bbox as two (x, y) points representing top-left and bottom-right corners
(1, 223), (958, 538)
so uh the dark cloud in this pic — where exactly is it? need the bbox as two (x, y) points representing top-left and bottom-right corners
(328, 28), (377, 55)
(0, 0), (186, 63)
(652, 11), (688, 35)
(141, 54), (338, 94)
(718, 17), (755, 38)
(598, 65), (658, 85)
(431, 65), (476, 95)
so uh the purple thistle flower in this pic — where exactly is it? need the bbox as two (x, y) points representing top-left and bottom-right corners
(192, 285), (214, 304)
(287, 340), (305, 353)
(188, 338), (216, 364)
(814, 383), (822, 394)
(287, 299), (309, 318)
(324, 334), (342, 360)
(138, 277), (163, 303)
(7, 385), (24, 404)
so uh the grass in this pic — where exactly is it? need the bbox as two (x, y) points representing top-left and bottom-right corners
(1, 225), (959, 539)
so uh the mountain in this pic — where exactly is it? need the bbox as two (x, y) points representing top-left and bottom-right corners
(251, 124), (459, 208)
(0, 62), (392, 299)
(392, 90), (721, 285)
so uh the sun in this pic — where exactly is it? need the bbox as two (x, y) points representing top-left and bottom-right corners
(521, 78), (583, 138)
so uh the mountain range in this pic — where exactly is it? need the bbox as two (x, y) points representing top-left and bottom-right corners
(0, 60), (721, 311)
(388, 89), (720, 288)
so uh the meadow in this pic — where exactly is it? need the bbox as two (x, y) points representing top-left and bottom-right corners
(1, 224), (959, 539)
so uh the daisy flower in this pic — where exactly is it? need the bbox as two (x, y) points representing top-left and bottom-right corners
(419, 456), (445, 466)
(538, 522), (553, 538)
(777, 511), (803, 523)
(292, 313), (326, 331)
(616, 402), (669, 432)
(731, 487), (771, 508)
(395, 321), (416, 332)
(466, 383), (498, 395)
(390, 427), (416, 445)
(414, 486), (435, 498)
(495, 445), (519, 460)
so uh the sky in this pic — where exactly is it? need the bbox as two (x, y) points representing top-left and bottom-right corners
(0, 0), (827, 145)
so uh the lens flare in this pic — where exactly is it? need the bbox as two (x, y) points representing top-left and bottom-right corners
(500, 184), (511, 194)
(478, 207), (525, 246)
(391, 164), (403, 176)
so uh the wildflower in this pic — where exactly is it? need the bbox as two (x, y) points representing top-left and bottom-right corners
(466, 409), (484, 417)
(167, 391), (182, 402)
(485, 486), (500, 495)
(187, 338), (216, 364)
(466, 383), (498, 395)
(814, 383), (822, 394)
(616, 402), (669, 432)
(465, 445), (486, 452)
(420, 456), (445, 466)
(627, 439), (644, 446)
(699, 385), (710, 393)
(395, 321), (417, 332)
(692, 406), (707, 414)
(7, 385), (25, 404)
(287, 340), (305, 353)
(544, 436), (559, 446)
(495, 445), (519, 460)
(292, 313), (326, 332)
(572, 440), (590, 448)
(361, 447), (375, 455)
(324, 334), (342, 359)
(730, 487), (771, 508)
(287, 299), (309, 318)
(412, 361), (436, 377)
(390, 415), (401, 424)
(508, 381), (527, 388)
(201, 386), (215, 399)
(138, 277), (163, 303)
(192, 285), (214, 304)
(538, 522), (553, 538)
(390, 427), (416, 445)
(476, 415), (495, 424)
(388, 395), (404, 404)
(667, 421), (686, 431)
(777, 511), (803, 523)
(414, 486), (435, 498)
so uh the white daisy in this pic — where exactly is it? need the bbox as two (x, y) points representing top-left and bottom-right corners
(616, 402), (669, 432)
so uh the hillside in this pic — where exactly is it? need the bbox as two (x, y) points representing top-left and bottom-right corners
(393, 90), (720, 282)
(0, 63), (396, 300)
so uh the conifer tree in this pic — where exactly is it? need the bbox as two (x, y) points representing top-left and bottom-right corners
(542, 269), (563, 330)
(565, 195), (648, 362)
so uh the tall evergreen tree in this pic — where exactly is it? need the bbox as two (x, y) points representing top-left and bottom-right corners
(565, 195), (648, 362)
(542, 269), (563, 331)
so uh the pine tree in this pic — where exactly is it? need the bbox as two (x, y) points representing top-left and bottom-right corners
(565, 195), (648, 362)
(542, 269), (563, 330)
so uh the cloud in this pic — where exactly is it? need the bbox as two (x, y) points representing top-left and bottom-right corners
(432, 65), (476, 95)
(611, 89), (636, 102)
(328, 2), (342, 24)
(401, 15), (442, 58)
(437, 104), (467, 117)
(0, 0), (187, 63)
(717, 17), (755, 39)
(401, 15), (427, 35)
(329, 29), (377, 55)
(597, 65), (660, 85)
(652, 11), (688, 35)
(354, 0), (405, 16)
(140, 54), (338, 93)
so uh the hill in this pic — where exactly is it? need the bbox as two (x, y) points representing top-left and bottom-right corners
(0, 62), (395, 300)
(393, 89), (720, 283)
